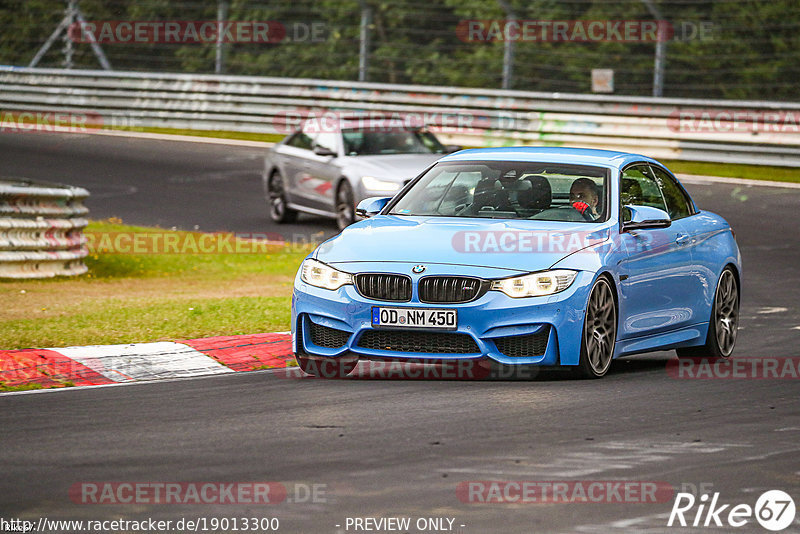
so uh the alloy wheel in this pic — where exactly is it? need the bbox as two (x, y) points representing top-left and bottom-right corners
(336, 182), (354, 230)
(714, 269), (739, 357)
(268, 173), (286, 220)
(583, 277), (617, 376)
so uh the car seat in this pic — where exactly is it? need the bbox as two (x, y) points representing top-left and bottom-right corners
(519, 175), (552, 211)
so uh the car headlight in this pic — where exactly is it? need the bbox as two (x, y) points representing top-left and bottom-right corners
(361, 176), (401, 193)
(300, 259), (353, 290)
(491, 270), (577, 298)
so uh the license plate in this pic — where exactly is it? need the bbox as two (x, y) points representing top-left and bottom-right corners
(371, 307), (457, 330)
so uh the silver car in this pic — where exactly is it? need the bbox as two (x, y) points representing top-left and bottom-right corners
(263, 116), (458, 230)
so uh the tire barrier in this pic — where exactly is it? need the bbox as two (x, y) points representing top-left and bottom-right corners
(0, 179), (89, 278)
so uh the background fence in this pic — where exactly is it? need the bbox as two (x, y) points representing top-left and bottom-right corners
(2, 67), (800, 167)
(0, 178), (89, 279)
(2, 0), (800, 101)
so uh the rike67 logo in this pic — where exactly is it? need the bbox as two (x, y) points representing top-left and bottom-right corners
(668, 490), (795, 531)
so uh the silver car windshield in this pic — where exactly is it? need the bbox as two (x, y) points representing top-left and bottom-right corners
(389, 161), (610, 222)
(342, 129), (446, 156)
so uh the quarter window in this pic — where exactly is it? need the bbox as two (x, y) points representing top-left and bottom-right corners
(285, 131), (313, 150)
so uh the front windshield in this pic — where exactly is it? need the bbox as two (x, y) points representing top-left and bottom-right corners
(389, 161), (610, 222)
(342, 129), (446, 156)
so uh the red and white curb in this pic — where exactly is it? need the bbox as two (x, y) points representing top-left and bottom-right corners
(0, 332), (294, 390)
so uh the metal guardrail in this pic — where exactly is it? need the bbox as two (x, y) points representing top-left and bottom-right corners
(2, 66), (800, 166)
(0, 178), (89, 278)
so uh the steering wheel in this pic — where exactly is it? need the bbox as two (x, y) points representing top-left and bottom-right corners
(568, 203), (596, 222)
(530, 205), (592, 222)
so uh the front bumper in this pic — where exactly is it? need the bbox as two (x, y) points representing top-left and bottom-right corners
(292, 263), (595, 367)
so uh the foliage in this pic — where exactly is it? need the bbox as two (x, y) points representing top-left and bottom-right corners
(1, 1), (798, 99)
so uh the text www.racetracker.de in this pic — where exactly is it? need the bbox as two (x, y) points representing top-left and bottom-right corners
(0, 517), (280, 533)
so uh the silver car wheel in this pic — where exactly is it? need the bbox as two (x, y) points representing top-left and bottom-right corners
(714, 269), (739, 357)
(268, 173), (286, 220)
(584, 277), (616, 376)
(336, 182), (354, 230)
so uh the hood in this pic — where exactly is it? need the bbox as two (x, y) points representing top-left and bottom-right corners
(346, 154), (443, 181)
(316, 215), (611, 273)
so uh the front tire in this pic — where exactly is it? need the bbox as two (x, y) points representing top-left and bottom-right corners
(267, 171), (298, 224)
(677, 267), (739, 360)
(576, 276), (617, 378)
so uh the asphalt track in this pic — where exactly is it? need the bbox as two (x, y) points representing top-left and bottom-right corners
(0, 131), (338, 240)
(1, 132), (799, 533)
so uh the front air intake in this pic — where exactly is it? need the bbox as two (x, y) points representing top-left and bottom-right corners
(418, 276), (488, 303)
(355, 273), (412, 302)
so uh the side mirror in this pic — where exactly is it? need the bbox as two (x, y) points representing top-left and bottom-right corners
(313, 145), (337, 157)
(622, 205), (671, 231)
(443, 144), (463, 153)
(356, 197), (391, 218)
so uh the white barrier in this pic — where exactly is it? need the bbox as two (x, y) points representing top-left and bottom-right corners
(0, 179), (89, 278)
(1, 67), (800, 166)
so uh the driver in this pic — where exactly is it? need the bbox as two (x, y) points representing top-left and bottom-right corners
(570, 178), (600, 220)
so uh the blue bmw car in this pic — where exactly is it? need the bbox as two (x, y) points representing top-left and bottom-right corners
(291, 147), (741, 378)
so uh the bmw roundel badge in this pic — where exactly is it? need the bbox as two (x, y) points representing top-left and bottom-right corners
(412, 265), (426, 274)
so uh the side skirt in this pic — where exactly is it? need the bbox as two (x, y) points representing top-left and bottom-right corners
(615, 322), (709, 358)
(286, 202), (337, 219)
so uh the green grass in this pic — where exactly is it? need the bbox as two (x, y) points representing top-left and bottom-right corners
(0, 380), (74, 392)
(112, 126), (284, 144)
(662, 160), (800, 183)
(1, 296), (291, 348)
(0, 382), (45, 392)
(82, 220), (309, 280)
(0, 220), (310, 349)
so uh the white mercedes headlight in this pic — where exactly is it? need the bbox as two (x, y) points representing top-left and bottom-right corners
(491, 270), (577, 298)
(300, 259), (353, 290)
(361, 176), (401, 193)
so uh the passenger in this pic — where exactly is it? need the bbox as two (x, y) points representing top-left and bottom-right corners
(570, 178), (600, 220)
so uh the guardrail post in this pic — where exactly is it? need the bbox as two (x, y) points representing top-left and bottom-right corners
(641, 0), (666, 97)
(215, 0), (228, 74)
(358, 1), (372, 82)
(497, 0), (516, 90)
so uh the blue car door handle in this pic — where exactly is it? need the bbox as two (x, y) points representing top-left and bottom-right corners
(676, 233), (690, 245)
